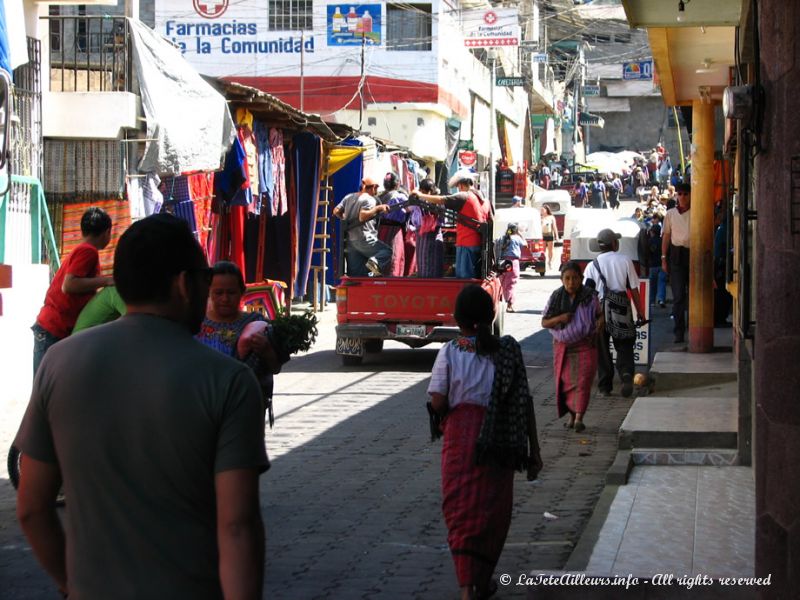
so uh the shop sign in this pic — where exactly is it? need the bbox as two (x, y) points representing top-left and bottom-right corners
(582, 84), (600, 96)
(531, 53), (548, 63)
(327, 5), (382, 46)
(458, 150), (478, 167)
(623, 60), (653, 81)
(462, 7), (520, 48)
(496, 77), (525, 87)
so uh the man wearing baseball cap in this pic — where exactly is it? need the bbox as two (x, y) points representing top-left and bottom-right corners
(412, 169), (491, 279)
(333, 177), (392, 276)
(583, 228), (645, 398)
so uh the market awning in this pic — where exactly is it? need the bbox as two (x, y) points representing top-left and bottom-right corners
(325, 146), (365, 177)
(578, 112), (605, 128)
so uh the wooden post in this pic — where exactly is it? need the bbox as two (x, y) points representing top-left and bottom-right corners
(689, 99), (715, 352)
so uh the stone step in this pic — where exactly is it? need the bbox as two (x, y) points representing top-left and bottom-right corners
(619, 396), (738, 450)
(649, 350), (737, 392)
(631, 447), (739, 466)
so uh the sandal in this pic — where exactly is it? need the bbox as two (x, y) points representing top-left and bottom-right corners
(574, 422), (586, 433)
(564, 421), (574, 428)
(507, 306), (515, 313)
(476, 579), (498, 600)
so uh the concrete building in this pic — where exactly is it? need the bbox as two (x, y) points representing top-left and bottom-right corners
(150, 0), (549, 174)
(622, 0), (799, 594)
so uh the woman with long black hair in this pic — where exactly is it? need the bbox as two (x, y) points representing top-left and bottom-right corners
(427, 284), (542, 600)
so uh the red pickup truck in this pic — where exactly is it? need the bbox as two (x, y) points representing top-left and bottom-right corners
(334, 200), (505, 365)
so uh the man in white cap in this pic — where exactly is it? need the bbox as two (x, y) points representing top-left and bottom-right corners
(333, 177), (392, 276)
(583, 228), (645, 398)
(412, 169), (491, 279)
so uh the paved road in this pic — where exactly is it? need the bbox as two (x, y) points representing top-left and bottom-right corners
(0, 264), (639, 599)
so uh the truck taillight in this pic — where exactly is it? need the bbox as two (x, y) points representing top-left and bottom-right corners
(561, 240), (571, 263)
(336, 287), (347, 303)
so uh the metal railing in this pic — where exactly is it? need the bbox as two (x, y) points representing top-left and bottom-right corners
(44, 16), (132, 93)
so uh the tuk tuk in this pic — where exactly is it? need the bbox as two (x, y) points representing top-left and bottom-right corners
(561, 213), (646, 271)
(494, 206), (546, 276)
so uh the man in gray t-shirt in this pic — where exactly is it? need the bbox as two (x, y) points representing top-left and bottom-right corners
(15, 215), (268, 599)
(334, 176), (393, 276)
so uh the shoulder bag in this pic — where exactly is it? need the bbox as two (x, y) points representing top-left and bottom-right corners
(592, 258), (636, 339)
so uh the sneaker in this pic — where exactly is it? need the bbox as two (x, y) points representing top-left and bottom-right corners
(621, 373), (633, 398)
(365, 258), (381, 276)
(658, 301), (666, 308)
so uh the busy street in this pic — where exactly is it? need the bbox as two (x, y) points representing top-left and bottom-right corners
(2, 255), (648, 599)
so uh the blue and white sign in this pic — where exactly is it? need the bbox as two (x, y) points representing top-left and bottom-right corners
(623, 60), (653, 81)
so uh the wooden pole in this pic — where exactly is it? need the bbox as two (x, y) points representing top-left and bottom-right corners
(688, 99), (715, 352)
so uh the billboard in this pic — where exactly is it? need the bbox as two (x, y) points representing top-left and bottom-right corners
(623, 60), (653, 81)
(327, 5), (382, 46)
(462, 7), (520, 48)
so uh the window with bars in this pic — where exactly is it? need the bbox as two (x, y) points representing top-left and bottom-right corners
(49, 6), (62, 52)
(386, 4), (432, 51)
(268, 0), (313, 31)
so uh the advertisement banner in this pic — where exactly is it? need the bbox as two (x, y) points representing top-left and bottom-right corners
(327, 5), (382, 46)
(623, 60), (653, 81)
(609, 280), (651, 366)
(462, 7), (520, 48)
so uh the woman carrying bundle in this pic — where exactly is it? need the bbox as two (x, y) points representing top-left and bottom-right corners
(541, 261), (603, 432)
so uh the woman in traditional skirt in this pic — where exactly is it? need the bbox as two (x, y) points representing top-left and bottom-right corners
(415, 179), (444, 278)
(541, 261), (603, 432)
(377, 173), (408, 277)
(428, 285), (542, 600)
(496, 222), (526, 312)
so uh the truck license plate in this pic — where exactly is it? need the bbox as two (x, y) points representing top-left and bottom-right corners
(396, 324), (426, 337)
(336, 337), (363, 356)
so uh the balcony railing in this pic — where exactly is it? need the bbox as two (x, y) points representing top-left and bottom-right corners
(43, 16), (132, 93)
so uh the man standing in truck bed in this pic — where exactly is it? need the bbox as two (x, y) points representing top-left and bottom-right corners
(413, 169), (491, 279)
(334, 177), (392, 276)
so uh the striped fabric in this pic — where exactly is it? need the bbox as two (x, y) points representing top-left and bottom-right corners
(60, 200), (131, 277)
(553, 337), (597, 417)
(441, 403), (514, 589)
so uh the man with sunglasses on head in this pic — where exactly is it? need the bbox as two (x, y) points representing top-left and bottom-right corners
(14, 214), (268, 599)
(662, 182), (691, 343)
(333, 176), (393, 276)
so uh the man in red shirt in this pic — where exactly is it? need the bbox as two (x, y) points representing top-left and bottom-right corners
(32, 207), (114, 374)
(413, 170), (491, 279)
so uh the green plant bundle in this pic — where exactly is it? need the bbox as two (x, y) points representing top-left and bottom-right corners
(270, 310), (319, 355)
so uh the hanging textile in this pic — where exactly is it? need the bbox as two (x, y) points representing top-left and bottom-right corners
(325, 139), (364, 286)
(255, 121), (274, 216)
(61, 200), (131, 277)
(270, 128), (288, 216)
(291, 133), (322, 298)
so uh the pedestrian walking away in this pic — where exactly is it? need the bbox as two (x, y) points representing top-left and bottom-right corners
(413, 169), (492, 279)
(542, 261), (603, 432)
(31, 206), (114, 375)
(495, 223), (526, 312)
(662, 182), (691, 343)
(14, 214), (269, 600)
(583, 229), (646, 398)
(427, 284), (542, 600)
(333, 177), (393, 277)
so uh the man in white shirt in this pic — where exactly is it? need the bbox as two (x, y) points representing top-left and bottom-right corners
(584, 229), (645, 398)
(661, 183), (691, 343)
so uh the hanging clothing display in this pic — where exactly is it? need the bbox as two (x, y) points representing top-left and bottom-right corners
(270, 128), (288, 216)
(255, 121), (274, 216)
